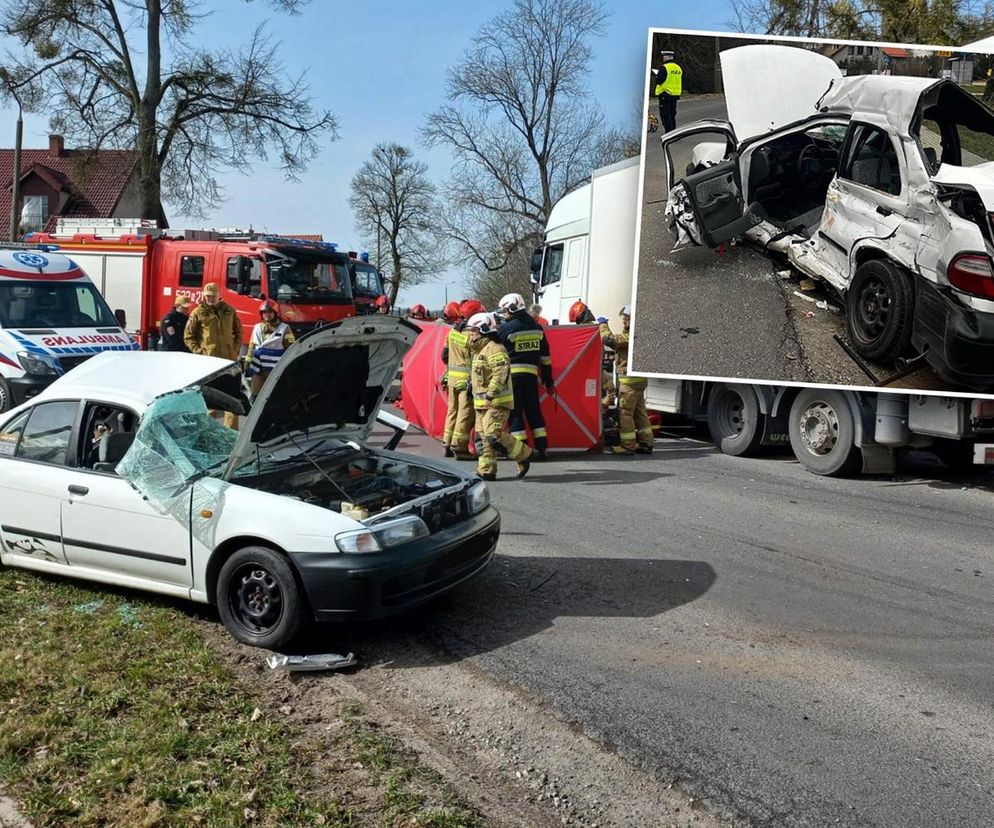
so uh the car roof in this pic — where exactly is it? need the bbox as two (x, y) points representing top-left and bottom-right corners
(818, 75), (941, 136)
(29, 351), (234, 412)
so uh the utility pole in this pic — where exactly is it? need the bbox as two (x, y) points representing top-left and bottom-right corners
(6, 88), (23, 242)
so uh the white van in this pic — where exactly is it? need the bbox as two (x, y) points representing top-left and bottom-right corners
(0, 248), (137, 412)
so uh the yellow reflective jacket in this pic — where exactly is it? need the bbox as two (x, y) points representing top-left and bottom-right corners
(654, 61), (683, 97)
(599, 322), (646, 388)
(444, 327), (472, 390)
(471, 338), (514, 409)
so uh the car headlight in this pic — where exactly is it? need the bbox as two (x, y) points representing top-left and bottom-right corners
(334, 529), (382, 554)
(467, 480), (490, 515)
(16, 351), (57, 376)
(372, 515), (430, 548)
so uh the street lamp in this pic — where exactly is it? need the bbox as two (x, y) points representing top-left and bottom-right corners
(444, 280), (457, 304)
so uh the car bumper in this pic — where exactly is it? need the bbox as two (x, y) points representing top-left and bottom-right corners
(913, 280), (994, 388)
(289, 505), (500, 621)
(7, 373), (56, 406)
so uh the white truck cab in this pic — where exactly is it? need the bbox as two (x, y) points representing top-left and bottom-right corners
(0, 248), (137, 412)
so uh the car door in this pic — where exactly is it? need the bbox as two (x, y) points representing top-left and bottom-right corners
(0, 400), (79, 566)
(675, 156), (765, 249)
(815, 122), (907, 283)
(59, 401), (194, 589)
(660, 120), (737, 189)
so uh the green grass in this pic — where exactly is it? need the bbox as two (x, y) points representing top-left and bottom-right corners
(0, 568), (479, 828)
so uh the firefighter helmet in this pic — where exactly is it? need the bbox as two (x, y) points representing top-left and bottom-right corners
(259, 299), (279, 316)
(466, 311), (498, 334)
(374, 294), (391, 309)
(410, 303), (428, 320)
(569, 300), (593, 324)
(498, 292), (526, 315)
(459, 299), (486, 319)
(443, 301), (462, 322)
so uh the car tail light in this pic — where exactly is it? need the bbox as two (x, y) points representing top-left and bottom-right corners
(947, 254), (994, 299)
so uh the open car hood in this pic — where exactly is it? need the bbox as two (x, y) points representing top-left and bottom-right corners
(223, 317), (419, 479)
(720, 45), (842, 143)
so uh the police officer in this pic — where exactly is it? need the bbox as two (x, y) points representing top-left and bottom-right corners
(599, 306), (653, 454)
(467, 311), (532, 481)
(441, 299), (483, 460)
(497, 292), (554, 460)
(160, 295), (192, 352)
(653, 49), (682, 133)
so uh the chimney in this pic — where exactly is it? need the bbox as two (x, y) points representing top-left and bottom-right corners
(48, 135), (65, 157)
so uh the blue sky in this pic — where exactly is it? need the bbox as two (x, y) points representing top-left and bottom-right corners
(1, 0), (733, 307)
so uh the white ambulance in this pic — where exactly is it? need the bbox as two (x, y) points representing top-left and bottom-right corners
(0, 248), (137, 412)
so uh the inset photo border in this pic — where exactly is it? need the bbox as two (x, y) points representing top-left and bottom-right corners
(630, 28), (994, 399)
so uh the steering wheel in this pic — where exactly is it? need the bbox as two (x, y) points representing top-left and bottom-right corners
(797, 144), (826, 191)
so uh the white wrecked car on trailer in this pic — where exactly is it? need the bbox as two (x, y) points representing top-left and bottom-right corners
(664, 44), (994, 388)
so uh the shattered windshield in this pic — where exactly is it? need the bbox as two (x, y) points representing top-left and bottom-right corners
(266, 250), (354, 305)
(117, 389), (238, 509)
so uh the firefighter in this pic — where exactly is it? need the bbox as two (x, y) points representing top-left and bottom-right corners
(599, 305), (653, 454)
(442, 301), (462, 324)
(653, 48), (682, 133)
(374, 294), (391, 315)
(568, 300), (596, 324)
(497, 292), (554, 460)
(467, 311), (532, 481)
(529, 304), (549, 326)
(409, 303), (428, 321)
(184, 282), (243, 429)
(440, 299), (481, 460)
(246, 299), (296, 397)
(160, 294), (191, 352)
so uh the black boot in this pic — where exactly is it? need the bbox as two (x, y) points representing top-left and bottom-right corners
(443, 445), (454, 458)
(515, 459), (531, 479)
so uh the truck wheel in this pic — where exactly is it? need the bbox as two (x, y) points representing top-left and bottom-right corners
(216, 546), (308, 650)
(707, 383), (764, 456)
(788, 389), (861, 476)
(0, 378), (10, 413)
(846, 259), (913, 363)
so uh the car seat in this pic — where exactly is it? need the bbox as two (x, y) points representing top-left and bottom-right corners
(94, 431), (135, 473)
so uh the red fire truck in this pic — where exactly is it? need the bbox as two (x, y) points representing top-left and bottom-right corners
(28, 221), (357, 349)
(346, 251), (387, 315)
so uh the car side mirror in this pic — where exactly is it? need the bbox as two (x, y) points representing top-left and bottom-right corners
(529, 247), (543, 274)
(236, 257), (253, 295)
(115, 309), (127, 328)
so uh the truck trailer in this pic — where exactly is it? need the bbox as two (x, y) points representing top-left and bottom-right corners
(530, 158), (994, 475)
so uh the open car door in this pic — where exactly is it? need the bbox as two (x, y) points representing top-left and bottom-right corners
(678, 155), (762, 249)
(659, 120), (736, 189)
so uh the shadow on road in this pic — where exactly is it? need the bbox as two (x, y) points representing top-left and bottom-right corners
(296, 555), (717, 665)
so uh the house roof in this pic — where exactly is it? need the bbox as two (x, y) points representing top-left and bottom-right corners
(0, 142), (139, 233)
(881, 47), (912, 59)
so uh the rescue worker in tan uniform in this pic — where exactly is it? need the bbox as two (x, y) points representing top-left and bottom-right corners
(599, 305), (653, 454)
(441, 299), (484, 460)
(184, 281), (244, 429)
(466, 312), (532, 481)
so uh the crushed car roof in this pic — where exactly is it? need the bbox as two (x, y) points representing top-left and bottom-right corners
(28, 351), (236, 412)
(817, 75), (941, 136)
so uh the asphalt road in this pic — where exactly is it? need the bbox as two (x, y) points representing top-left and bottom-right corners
(348, 427), (994, 827)
(632, 98), (956, 393)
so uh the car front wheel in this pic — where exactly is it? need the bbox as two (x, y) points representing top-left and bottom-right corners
(217, 546), (307, 649)
(845, 259), (914, 363)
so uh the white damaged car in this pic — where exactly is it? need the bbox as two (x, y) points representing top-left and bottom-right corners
(664, 44), (994, 388)
(0, 317), (499, 649)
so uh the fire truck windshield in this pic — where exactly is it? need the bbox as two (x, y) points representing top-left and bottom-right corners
(0, 281), (119, 328)
(352, 262), (385, 298)
(265, 250), (353, 305)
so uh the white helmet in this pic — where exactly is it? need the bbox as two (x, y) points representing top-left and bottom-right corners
(466, 311), (499, 334)
(620, 305), (632, 317)
(498, 293), (526, 315)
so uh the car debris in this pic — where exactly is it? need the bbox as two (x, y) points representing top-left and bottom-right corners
(266, 652), (357, 672)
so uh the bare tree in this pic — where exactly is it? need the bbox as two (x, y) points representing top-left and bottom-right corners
(424, 0), (610, 273)
(729, 0), (987, 42)
(0, 0), (338, 220)
(349, 144), (440, 305)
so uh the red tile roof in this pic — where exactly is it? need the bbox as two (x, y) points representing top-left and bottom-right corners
(0, 141), (138, 234)
(881, 47), (912, 59)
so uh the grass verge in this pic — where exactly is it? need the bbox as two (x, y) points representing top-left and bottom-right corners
(0, 567), (479, 827)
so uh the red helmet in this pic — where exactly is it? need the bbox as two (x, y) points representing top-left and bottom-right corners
(459, 299), (486, 319)
(411, 303), (428, 319)
(259, 299), (280, 316)
(374, 294), (391, 308)
(443, 301), (461, 322)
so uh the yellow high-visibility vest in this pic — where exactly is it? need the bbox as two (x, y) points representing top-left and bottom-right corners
(655, 61), (683, 97)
